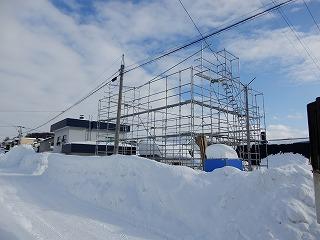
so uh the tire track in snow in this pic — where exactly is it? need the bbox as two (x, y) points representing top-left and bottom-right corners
(0, 178), (65, 240)
(0, 173), (159, 240)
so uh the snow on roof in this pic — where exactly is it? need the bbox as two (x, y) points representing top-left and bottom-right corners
(206, 144), (238, 159)
(70, 141), (134, 147)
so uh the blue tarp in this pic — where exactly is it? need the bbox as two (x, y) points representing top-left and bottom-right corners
(204, 159), (243, 172)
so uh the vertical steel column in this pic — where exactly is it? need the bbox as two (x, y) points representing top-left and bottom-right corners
(132, 87), (136, 155)
(95, 100), (101, 155)
(179, 71), (182, 161)
(244, 85), (252, 171)
(165, 76), (168, 162)
(190, 67), (195, 167)
(262, 94), (268, 168)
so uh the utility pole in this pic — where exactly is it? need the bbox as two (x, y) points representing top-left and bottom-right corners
(243, 77), (255, 171)
(114, 54), (125, 154)
(17, 125), (23, 145)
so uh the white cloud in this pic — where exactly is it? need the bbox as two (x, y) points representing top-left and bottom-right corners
(224, 27), (320, 83)
(267, 124), (308, 139)
(0, 0), (314, 139)
(287, 113), (304, 119)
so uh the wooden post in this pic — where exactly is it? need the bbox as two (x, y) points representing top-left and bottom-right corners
(195, 134), (207, 170)
(307, 97), (320, 223)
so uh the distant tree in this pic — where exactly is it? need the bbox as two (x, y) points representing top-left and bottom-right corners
(1, 137), (10, 147)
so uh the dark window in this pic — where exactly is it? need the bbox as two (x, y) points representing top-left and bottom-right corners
(62, 135), (67, 144)
(56, 136), (61, 146)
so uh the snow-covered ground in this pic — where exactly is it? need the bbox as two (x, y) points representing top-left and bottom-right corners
(0, 146), (319, 239)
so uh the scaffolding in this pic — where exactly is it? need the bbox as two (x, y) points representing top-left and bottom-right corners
(96, 48), (267, 170)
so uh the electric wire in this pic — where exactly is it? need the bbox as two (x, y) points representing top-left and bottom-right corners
(23, 69), (120, 134)
(125, 0), (296, 74)
(302, 0), (320, 33)
(141, 45), (210, 87)
(272, 0), (320, 72)
(0, 110), (63, 113)
(257, 0), (320, 80)
(177, 0), (221, 63)
(22, 0), (296, 134)
(125, 1), (278, 71)
(178, 0), (216, 54)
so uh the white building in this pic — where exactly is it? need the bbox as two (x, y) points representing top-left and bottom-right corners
(50, 118), (130, 154)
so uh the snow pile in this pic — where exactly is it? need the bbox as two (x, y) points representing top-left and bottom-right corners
(44, 152), (320, 239)
(262, 152), (309, 168)
(0, 145), (35, 167)
(0, 145), (47, 175)
(0, 146), (319, 239)
(206, 143), (238, 159)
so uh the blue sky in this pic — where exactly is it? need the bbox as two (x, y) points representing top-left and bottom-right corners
(0, 0), (320, 140)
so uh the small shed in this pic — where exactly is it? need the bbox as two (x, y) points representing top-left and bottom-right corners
(204, 144), (243, 172)
(38, 137), (54, 152)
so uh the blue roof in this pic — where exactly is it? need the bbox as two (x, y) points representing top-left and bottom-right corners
(50, 118), (130, 132)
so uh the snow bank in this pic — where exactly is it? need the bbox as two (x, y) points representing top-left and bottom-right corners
(262, 152), (309, 169)
(206, 143), (238, 159)
(0, 145), (47, 175)
(0, 145), (35, 167)
(44, 153), (320, 239)
(1, 146), (319, 239)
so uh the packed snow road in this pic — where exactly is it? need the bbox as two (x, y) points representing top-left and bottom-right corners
(0, 145), (319, 240)
(0, 170), (163, 240)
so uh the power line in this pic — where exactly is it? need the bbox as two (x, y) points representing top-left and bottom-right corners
(177, 0), (238, 78)
(23, 69), (120, 134)
(271, 0), (320, 73)
(0, 110), (63, 113)
(125, 1), (277, 71)
(125, 0), (297, 74)
(23, 0), (296, 134)
(258, 0), (319, 79)
(25, 46), (208, 134)
(15, 56), (122, 134)
(302, 0), (320, 33)
(144, 45), (209, 86)
(177, 0), (216, 54)
(0, 125), (29, 129)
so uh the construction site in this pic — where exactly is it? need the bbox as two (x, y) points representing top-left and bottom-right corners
(96, 47), (267, 170)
